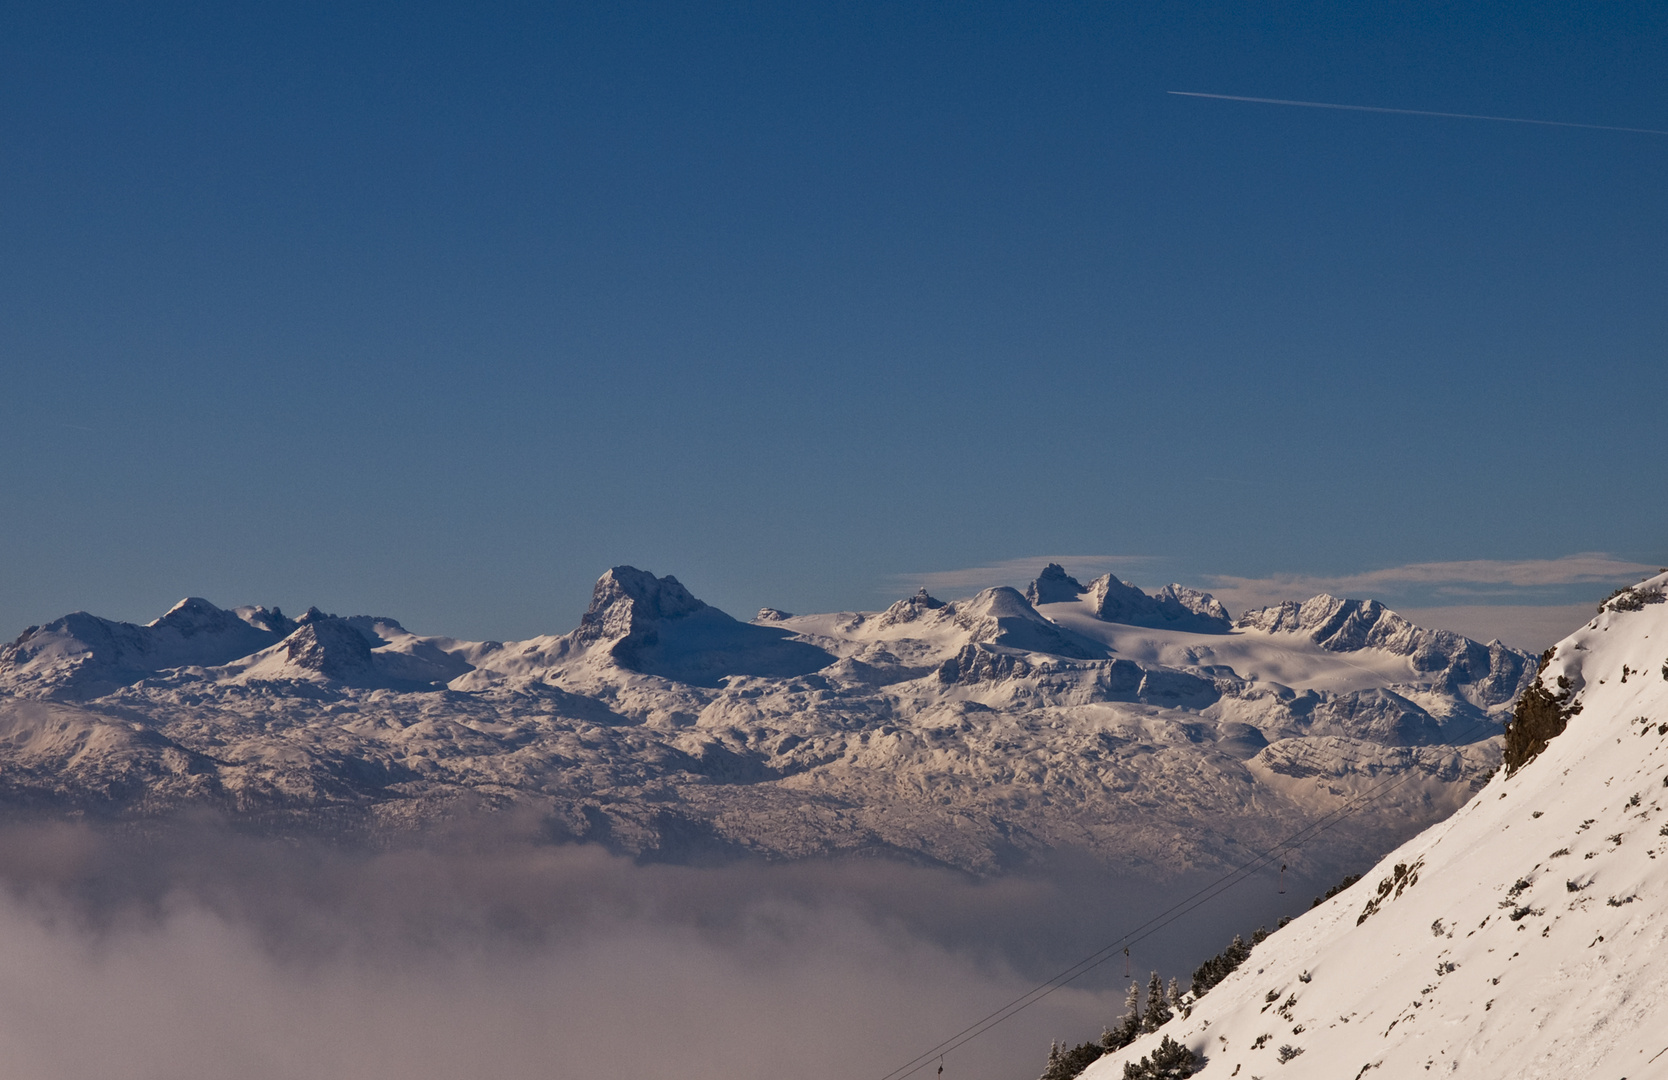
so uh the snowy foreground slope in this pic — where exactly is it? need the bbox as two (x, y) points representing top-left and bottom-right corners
(1085, 574), (1668, 1079)
(0, 566), (1531, 876)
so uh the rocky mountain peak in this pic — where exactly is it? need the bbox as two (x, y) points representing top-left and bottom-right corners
(148, 597), (234, 635)
(875, 587), (949, 628)
(1025, 563), (1088, 605)
(281, 615), (374, 679)
(234, 605), (296, 635)
(1084, 574), (1232, 633)
(574, 566), (709, 655)
(1152, 583), (1232, 623)
(1236, 594), (1534, 707)
(955, 587), (1103, 658)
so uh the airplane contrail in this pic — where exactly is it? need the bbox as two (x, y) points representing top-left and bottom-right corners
(1168, 90), (1668, 137)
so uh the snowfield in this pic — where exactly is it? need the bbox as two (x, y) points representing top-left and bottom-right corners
(0, 565), (1531, 880)
(1083, 572), (1668, 1079)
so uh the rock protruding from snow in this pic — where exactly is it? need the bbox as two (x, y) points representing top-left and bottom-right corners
(1025, 563), (1088, 605)
(1079, 574), (1232, 633)
(1237, 594), (1533, 706)
(233, 605), (297, 635)
(754, 608), (792, 622)
(873, 588), (950, 629)
(281, 609), (376, 680)
(568, 566), (835, 686)
(575, 566), (707, 648)
(955, 587), (1105, 659)
(1152, 583), (1232, 625)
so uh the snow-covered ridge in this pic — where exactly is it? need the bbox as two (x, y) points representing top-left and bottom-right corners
(0, 565), (1536, 875)
(1083, 570), (1668, 1079)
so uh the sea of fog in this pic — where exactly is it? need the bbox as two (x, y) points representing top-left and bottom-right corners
(0, 816), (1319, 1080)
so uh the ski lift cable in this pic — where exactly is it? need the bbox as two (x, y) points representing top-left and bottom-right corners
(873, 711), (1507, 1080)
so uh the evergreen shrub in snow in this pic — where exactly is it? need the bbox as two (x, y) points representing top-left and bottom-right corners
(1120, 1035), (1197, 1078)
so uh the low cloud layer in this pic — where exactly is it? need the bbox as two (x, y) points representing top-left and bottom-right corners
(0, 821), (1311, 1080)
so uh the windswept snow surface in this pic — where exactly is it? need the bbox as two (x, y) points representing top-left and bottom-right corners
(1085, 572), (1668, 1079)
(0, 565), (1533, 878)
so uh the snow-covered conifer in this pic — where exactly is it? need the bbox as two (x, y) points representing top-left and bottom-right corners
(1140, 971), (1172, 1032)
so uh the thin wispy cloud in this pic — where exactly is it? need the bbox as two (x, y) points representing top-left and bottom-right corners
(1200, 553), (1659, 612)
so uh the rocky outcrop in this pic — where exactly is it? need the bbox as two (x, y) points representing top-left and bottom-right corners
(873, 587), (950, 629)
(1501, 647), (1581, 774)
(575, 566), (707, 655)
(1024, 563), (1088, 605)
(1080, 574), (1232, 633)
(1238, 595), (1534, 707)
(282, 609), (377, 680)
(954, 587), (1105, 658)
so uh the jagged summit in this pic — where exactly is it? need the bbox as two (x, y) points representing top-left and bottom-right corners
(576, 566), (707, 646)
(281, 615), (375, 679)
(1025, 563), (1088, 605)
(232, 605), (296, 635)
(568, 566), (833, 686)
(149, 596), (236, 634)
(872, 587), (950, 629)
(1023, 566), (1233, 633)
(955, 586), (1105, 659)
(1239, 594), (1532, 707)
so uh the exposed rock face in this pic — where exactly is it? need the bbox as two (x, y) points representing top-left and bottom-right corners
(953, 587), (1105, 659)
(1024, 563), (1088, 605)
(575, 566), (707, 654)
(874, 587), (949, 628)
(1237, 594), (1533, 708)
(283, 610), (376, 680)
(1152, 583), (1231, 625)
(0, 566), (1540, 878)
(1501, 647), (1582, 774)
(1072, 574), (1233, 633)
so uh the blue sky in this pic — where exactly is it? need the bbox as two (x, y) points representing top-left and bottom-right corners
(1, 1), (1663, 646)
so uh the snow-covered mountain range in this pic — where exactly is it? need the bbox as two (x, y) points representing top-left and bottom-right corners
(0, 565), (1534, 877)
(1085, 573), (1668, 1078)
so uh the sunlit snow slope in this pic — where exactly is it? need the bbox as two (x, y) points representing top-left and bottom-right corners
(1086, 573), (1668, 1079)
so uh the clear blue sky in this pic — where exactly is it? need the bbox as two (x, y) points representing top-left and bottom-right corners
(2, 1), (1664, 641)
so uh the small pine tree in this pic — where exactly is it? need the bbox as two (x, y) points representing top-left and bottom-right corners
(1166, 977), (1181, 1009)
(1040, 1041), (1062, 1080)
(1105, 981), (1142, 1049)
(1140, 971), (1172, 1032)
(1040, 1037), (1105, 1080)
